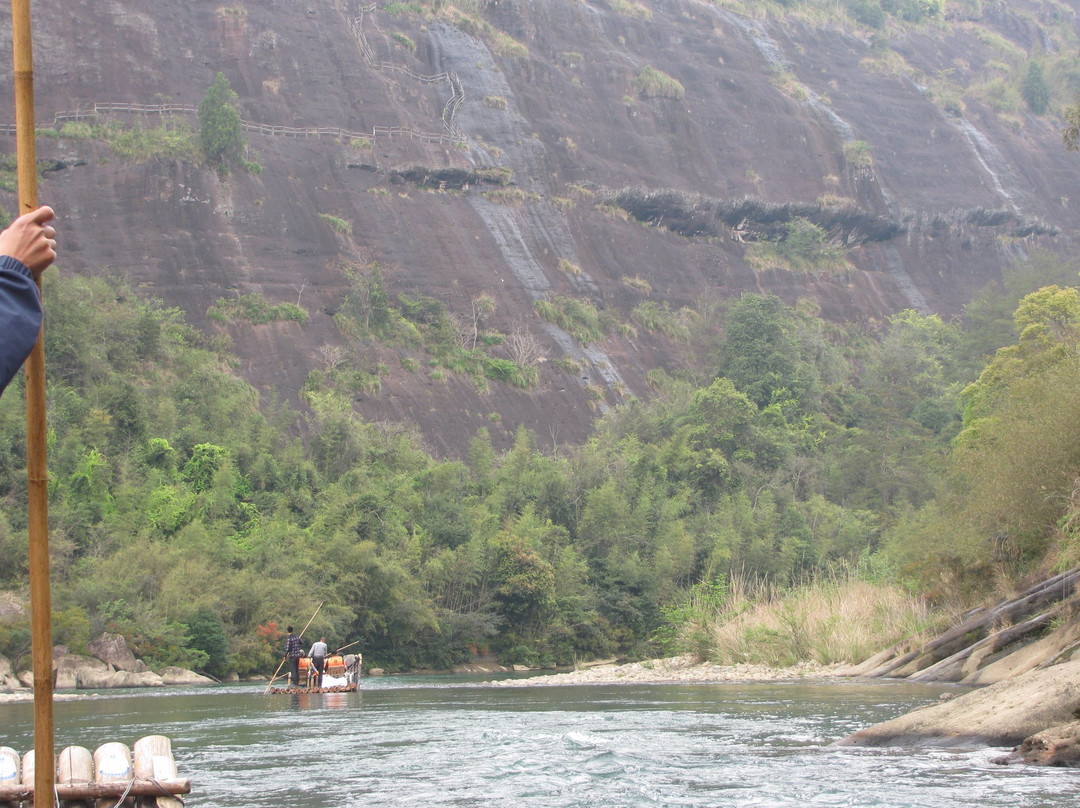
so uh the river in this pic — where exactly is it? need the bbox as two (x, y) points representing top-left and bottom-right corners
(1, 676), (1075, 807)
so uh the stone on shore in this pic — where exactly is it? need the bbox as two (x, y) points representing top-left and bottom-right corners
(839, 657), (1080, 748)
(157, 666), (215, 685)
(88, 632), (144, 672)
(0, 654), (24, 691)
(53, 653), (165, 689)
(994, 721), (1080, 766)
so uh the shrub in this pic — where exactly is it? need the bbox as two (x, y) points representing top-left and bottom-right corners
(634, 66), (685, 100)
(847, 0), (885, 28)
(319, 213), (354, 235)
(1021, 62), (1050, 115)
(59, 121), (95, 139)
(392, 32), (417, 52)
(631, 301), (691, 342)
(843, 140), (872, 168)
(209, 293), (309, 326)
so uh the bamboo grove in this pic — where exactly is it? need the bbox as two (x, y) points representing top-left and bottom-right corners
(1, 249), (1079, 676)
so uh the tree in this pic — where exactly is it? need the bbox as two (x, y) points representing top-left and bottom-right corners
(1021, 62), (1050, 115)
(185, 608), (230, 678)
(198, 72), (244, 170)
(719, 294), (807, 409)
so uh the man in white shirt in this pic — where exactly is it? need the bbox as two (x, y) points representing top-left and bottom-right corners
(308, 637), (329, 688)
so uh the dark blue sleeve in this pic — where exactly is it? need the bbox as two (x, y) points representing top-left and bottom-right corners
(0, 254), (43, 396)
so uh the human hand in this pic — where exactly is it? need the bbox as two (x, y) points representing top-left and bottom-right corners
(0, 206), (56, 275)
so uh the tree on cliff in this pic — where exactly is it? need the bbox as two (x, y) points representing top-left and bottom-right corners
(198, 72), (244, 172)
(1021, 62), (1050, 115)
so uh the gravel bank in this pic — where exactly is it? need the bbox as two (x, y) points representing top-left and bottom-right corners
(488, 655), (845, 686)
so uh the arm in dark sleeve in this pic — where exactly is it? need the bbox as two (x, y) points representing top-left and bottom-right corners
(0, 255), (43, 395)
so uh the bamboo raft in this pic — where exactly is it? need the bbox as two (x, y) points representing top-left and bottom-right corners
(0, 735), (189, 806)
(266, 652), (362, 695)
(267, 683), (359, 695)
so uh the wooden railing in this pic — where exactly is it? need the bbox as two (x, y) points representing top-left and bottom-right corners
(0, 2), (468, 147)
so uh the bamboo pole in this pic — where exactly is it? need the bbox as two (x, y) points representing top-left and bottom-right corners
(263, 602), (323, 694)
(10, 0), (53, 804)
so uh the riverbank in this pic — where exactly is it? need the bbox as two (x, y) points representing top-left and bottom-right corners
(0, 691), (85, 704)
(490, 655), (845, 686)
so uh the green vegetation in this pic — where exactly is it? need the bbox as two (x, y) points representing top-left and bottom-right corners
(57, 118), (200, 162)
(631, 301), (692, 342)
(392, 32), (417, 52)
(198, 72), (244, 172)
(534, 296), (606, 344)
(8, 253), (1065, 674)
(326, 264), (535, 393)
(319, 213), (354, 235)
(745, 218), (849, 274)
(611, 0), (652, 17)
(383, 2), (424, 14)
(208, 292), (309, 326)
(1021, 61), (1050, 114)
(843, 140), (872, 168)
(633, 66), (685, 100)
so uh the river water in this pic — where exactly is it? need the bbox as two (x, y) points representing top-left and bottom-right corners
(1, 675), (1075, 807)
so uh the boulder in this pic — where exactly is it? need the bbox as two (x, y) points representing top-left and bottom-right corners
(88, 633), (140, 672)
(74, 667), (164, 688)
(55, 653), (111, 689)
(0, 654), (24, 691)
(17, 669), (33, 688)
(839, 657), (1080, 748)
(157, 666), (215, 685)
(994, 721), (1080, 766)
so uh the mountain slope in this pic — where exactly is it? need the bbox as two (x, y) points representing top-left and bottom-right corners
(2, 0), (1077, 455)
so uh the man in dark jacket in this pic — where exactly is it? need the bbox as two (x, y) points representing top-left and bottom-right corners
(284, 626), (304, 687)
(0, 205), (57, 395)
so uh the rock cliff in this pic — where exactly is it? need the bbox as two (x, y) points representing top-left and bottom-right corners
(2, 0), (1078, 455)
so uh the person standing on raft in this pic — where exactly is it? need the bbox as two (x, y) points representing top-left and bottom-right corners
(308, 636), (328, 688)
(284, 626), (304, 688)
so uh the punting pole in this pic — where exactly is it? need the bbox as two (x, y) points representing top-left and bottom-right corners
(10, 0), (54, 804)
(263, 602), (323, 694)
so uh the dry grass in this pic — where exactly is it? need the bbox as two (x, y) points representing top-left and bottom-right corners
(704, 571), (943, 667)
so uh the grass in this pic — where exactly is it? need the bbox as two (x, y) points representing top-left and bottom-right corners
(319, 213), (354, 235)
(634, 66), (685, 100)
(667, 567), (946, 668)
(744, 218), (850, 275)
(92, 118), (201, 162)
(392, 32), (417, 52)
(558, 258), (582, 277)
(534, 296), (606, 344)
(843, 140), (873, 168)
(482, 188), (539, 205)
(631, 300), (691, 342)
(611, 0), (652, 18)
(208, 293), (309, 326)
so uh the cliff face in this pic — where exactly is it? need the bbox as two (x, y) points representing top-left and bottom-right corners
(2, 0), (1078, 456)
